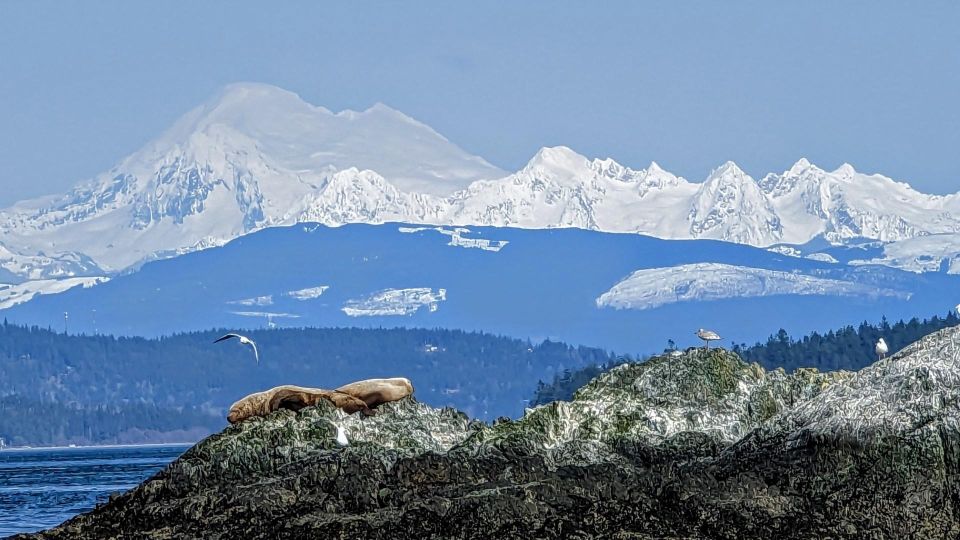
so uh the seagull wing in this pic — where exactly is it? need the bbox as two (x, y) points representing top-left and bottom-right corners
(250, 341), (260, 364)
(214, 333), (241, 344)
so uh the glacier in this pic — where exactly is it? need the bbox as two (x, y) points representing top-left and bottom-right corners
(399, 226), (509, 252)
(226, 295), (274, 307)
(596, 263), (909, 311)
(285, 286), (330, 300)
(0, 277), (109, 310)
(341, 287), (447, 317)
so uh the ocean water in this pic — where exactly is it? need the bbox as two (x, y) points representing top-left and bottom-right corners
(0, 444), (189, 537)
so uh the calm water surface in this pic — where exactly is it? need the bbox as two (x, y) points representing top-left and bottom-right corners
(0, 444), (188, 537)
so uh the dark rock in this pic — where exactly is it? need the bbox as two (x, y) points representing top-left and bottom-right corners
(20, 328), (960, 539)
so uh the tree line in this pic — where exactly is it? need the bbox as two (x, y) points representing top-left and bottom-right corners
(532, 312), (960, 406)
(0, 321), (613, 446)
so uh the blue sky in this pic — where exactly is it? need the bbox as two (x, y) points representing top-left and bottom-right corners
(1, 1), (958, 206)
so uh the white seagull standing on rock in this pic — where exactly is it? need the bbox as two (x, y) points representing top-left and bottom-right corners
(697, 329), (722, 349)
(875, 338), (889, 361)
(214, 333), (260, 364)
(334, 424), (350, 447)
(322, 420), (349, 446)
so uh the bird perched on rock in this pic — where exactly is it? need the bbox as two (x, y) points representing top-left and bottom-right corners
(333, 423), (349, 446)
(320, 419), (349, 446)
(214, 333), (259, 364)
(696, 329), (721, 349)
(875, 338), (889, 361)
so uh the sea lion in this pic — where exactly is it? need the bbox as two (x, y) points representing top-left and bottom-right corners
(335, 377), (414, 408)
(227, 378), (414, 423)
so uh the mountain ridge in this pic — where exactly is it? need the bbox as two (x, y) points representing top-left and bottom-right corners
(2, 82), (959, 287)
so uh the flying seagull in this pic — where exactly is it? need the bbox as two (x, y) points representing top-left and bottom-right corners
(696, 328), (721, 349)
(214, 333), (259, 364)
(875, 338), (889, 361)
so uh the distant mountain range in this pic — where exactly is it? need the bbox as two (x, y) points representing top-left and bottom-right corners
(1, 82), (958, 316)
(5, 223), (959, 352)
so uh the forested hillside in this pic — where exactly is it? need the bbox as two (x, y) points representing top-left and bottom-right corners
(532, 312), (960, 406)
(0, 322), (612, 447)
(733, 313), (959, 371)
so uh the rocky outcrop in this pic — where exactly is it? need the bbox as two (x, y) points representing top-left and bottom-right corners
(24, 328), (960, 539)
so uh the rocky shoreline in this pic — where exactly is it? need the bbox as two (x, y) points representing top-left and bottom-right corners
(21, 327), (960, 539)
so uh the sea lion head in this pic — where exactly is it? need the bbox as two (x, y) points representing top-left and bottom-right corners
(227, 406), (245, 424)
(227, 389), (271, 424)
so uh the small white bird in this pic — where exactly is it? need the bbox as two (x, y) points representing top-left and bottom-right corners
(875, 338), (889, 361)
(214, 333), (259, 364)
(696, 328), (722, 349)
(668, 350), (683, 358)
(334, 424), (349, 447)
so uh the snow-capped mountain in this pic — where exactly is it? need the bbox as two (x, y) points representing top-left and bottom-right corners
(445, 146), (697, 235)
(758, 158), (960, 244)
(2, 82), (959, 296)
(688, 161), (783, 246)
(0, 83), (503, 274)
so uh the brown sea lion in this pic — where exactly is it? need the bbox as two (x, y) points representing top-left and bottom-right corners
(226, 378), (414, 424)
(335, 377), (414, 408)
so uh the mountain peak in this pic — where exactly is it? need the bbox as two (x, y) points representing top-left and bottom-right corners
(215, 82), (302, 101)
(787, 157), (813, 175)
(707, 161), (751, 183)
(834, 163), (857, 176)
(525, 146), (589, 172)
(202, 82), (318, 118)
(363, 101), (401, 114)
(137, 83), (505, 195)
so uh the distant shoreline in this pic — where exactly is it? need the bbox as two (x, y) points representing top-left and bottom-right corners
(0, 441), (196, 452)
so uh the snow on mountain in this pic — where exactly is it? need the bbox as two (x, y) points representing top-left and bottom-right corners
(399, 226), (509, 252)
(0, 241), (104, 282)
(342, 287), (447, 317)
(285, 286), (330, 300)
(848, 233), (960, 274)
(688, 162), (783, 245)
(2, 82), (959, 291)
(0, 83), (503, 273)
(0, 277), (108, 310)
(760, 158), (960, 244)
(445, 146), (697, 236)
(297, 168), (447, 226)
(230, 310), (300, 321)
(595, 263), (908, 311)
(226, 295), (274, 307)
(805, 252), (839, 264)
